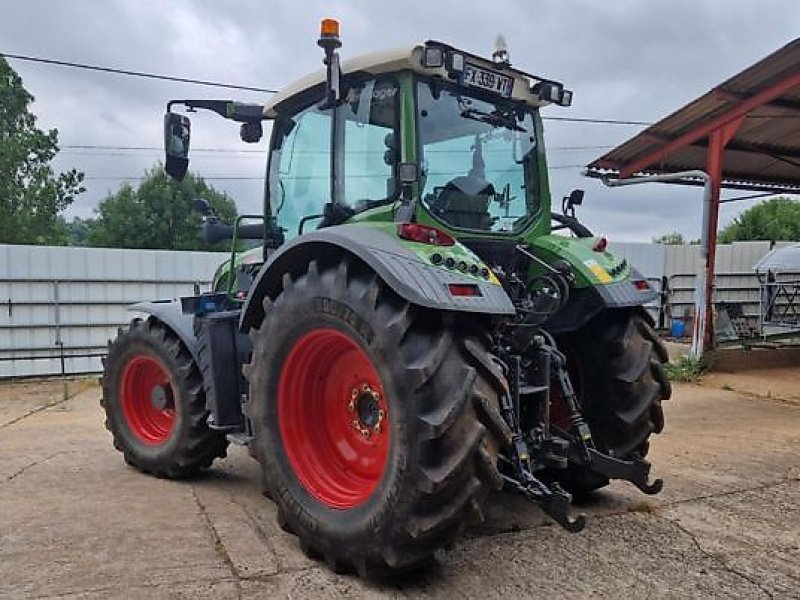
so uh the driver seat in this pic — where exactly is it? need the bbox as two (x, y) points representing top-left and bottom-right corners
(430, 176), (494, 230)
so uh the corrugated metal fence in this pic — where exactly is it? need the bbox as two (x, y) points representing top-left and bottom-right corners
(0, 244), (227, 378)
(1, 241), (793, 377)
(612, 240), (796, 328)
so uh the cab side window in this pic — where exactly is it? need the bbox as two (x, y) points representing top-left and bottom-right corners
(338, 78), (399, 209)
(269, 103), (332, 239)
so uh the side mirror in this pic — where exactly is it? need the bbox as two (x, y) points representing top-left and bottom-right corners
(563, 188), (584, 217)
(568, 189), (584, 207)
(164, 112), (191, 180)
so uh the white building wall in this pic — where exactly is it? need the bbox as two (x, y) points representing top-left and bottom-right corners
(2, 241), (795, 377)
(0, 244), (227, 378)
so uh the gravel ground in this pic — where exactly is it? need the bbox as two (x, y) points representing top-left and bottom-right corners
(0, 375), (798, 599)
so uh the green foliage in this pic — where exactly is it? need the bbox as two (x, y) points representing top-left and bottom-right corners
(719, 197), (800, 243)
(652, 231), (686, 245)
(61, 216), (95, 247)
(88, 167), (238, 250)
(0, 56), (85, 245)
(663, 354), (704, 383)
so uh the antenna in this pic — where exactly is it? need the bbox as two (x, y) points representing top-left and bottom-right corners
(493, 33), (510, 65)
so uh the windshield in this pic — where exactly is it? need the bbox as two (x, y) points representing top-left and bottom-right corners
(417, 79), (541, 233)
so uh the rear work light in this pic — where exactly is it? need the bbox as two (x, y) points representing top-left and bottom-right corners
(447, 283), (482, 297)
(397, 223), (455, 246)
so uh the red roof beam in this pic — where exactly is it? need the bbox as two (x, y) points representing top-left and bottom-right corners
(619, 71), (800, 178)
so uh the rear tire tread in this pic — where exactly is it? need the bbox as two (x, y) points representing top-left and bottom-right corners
(552, 310), (670, 493)
(246, 259), (508, 576)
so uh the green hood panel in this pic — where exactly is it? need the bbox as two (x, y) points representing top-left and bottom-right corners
(529, 235), (631, 288)
(212, 246), (263, 293)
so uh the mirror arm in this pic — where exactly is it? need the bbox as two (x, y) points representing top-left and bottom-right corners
(167, 100), (267, 123)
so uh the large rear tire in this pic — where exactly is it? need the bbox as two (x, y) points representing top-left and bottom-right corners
(101, 317), (229, 478)
(245, 259), (511, 577)
(551, 309), (671, 494)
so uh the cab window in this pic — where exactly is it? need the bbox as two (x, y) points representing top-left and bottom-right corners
(338, 78), (399, 210)
(269, 104), (332, 239)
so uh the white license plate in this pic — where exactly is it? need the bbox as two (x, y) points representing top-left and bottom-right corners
(461, 64), (513, 97)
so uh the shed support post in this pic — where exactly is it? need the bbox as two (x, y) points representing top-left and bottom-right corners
(701, 117), (744, 353)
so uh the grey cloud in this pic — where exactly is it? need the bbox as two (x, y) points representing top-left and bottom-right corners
(2, 0), (797, 236)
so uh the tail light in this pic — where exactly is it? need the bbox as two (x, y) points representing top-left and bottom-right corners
(447, 284), (482, 297)
(633, 279), (650, 291)
(592, 237), (608, 253)
(397, 223), (455, 246)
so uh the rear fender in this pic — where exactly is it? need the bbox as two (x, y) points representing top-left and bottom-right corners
(240, 224), (516, 332)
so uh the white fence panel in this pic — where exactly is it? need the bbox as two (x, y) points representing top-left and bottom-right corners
(609, 242), (666, 279)
(1, 244), (228, 378)
(1, 240), (795, 377)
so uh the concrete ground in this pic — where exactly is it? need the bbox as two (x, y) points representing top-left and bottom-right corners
(1, 375), (798, 599)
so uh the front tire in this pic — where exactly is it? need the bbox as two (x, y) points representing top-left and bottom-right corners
(245, 259), (511, 576)
(101, 318), (229, 478)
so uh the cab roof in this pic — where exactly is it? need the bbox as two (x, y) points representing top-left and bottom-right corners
(262, 42), (566, 118)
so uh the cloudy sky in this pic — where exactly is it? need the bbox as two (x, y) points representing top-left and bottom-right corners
(3, 0), (798, 242)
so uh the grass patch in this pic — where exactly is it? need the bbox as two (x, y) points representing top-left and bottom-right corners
(664, 354), (705, 383)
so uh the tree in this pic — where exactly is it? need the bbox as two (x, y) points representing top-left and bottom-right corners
(652, 231), (686, 245)
(60, 216), (95, 247)
(88, 167), (238, 250)
(0, 56), (84, 245)
(718, 197), (800, 243)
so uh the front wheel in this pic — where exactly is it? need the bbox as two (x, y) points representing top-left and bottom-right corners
(245, 259), (511, 576)
(100, 318), (228, 477)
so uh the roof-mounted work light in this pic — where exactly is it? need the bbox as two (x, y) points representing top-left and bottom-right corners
(532, 80), (573, 106)
(447, 52), (465, 73)
(422, 46), (445, 68)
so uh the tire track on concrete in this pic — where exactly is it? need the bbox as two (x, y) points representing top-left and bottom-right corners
(0, 383), (96, 430)
(656, 477), (798, 511)
(4, 451), (69, 483)
(667, 516), (776, 599)
(190, 484), (244, 600)
(0, 398), (72, 430)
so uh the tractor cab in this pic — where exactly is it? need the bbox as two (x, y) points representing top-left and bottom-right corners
(255, 28), (573, 239)
(164, 26), (583, 301)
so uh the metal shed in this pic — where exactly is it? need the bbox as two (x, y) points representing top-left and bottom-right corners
(586, 37), (800, 353)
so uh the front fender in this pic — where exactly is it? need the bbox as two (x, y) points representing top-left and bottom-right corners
(240, 223), (515, 332)
(128, 300), (199, 361)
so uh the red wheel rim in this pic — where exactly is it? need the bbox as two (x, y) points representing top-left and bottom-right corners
(278, 328), (390, 509)
(120, 354), (177, 445)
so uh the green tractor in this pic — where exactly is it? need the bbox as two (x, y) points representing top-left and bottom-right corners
(101, 21), (670, 576)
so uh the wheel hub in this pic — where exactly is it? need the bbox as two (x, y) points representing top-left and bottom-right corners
(150, 384), (174, 411)
(348, 384), (385, 438)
